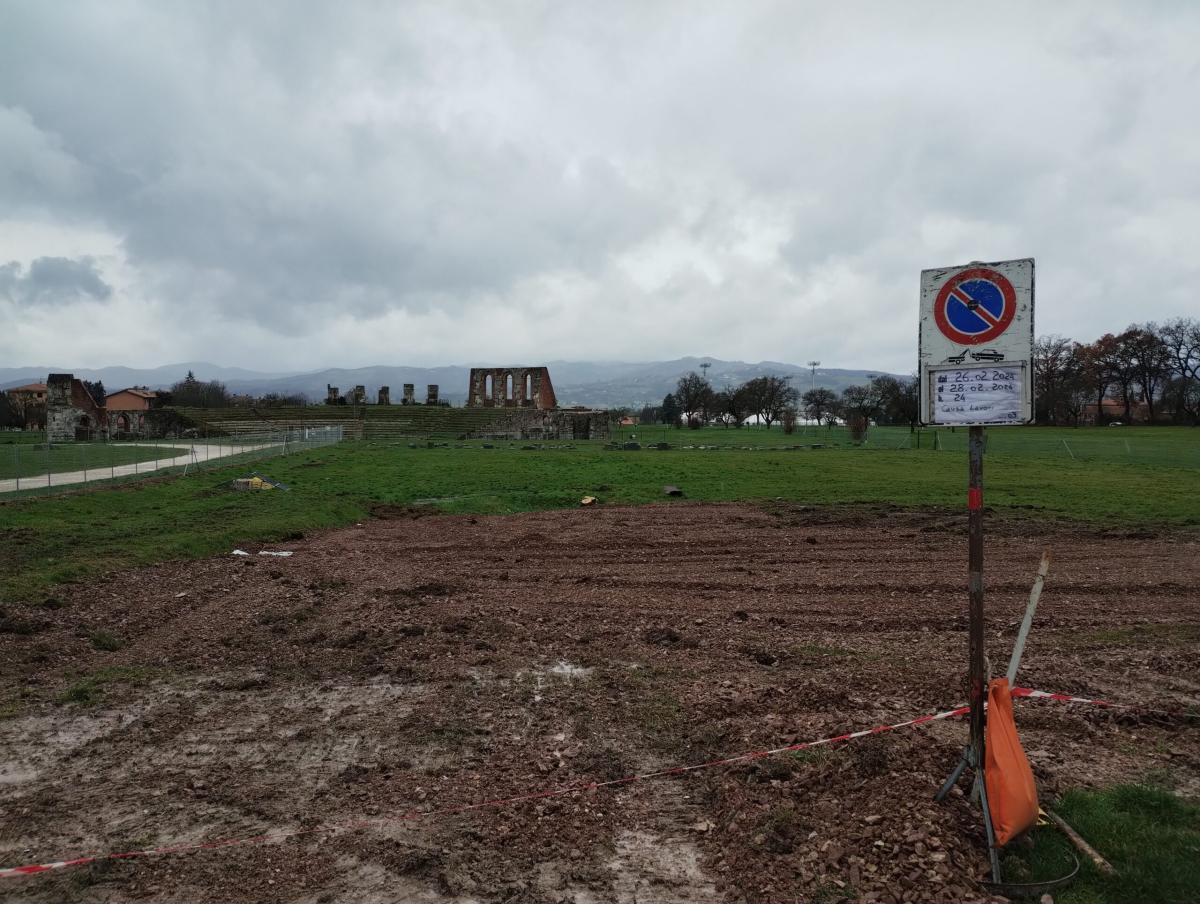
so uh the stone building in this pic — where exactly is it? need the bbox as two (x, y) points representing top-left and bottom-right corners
(105, 387), (163, 436)
(46, 373), (106, 441)
(467, 367), (557, 409)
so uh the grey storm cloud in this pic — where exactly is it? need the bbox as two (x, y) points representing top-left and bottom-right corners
(0, 256), (112, 306)
(0, 1), (1198, 370)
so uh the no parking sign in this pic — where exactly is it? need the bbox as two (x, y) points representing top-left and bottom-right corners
(918, 259), (1035, 425)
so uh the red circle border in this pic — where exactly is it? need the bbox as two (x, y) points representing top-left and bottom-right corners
(933, 267), (1016, 345)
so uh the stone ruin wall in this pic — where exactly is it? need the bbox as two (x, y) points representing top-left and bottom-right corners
(470, 408), (609, 441)
(467, 367), (557, 409)
(327, 382), (439, 405)
(46, 373), (106, 441)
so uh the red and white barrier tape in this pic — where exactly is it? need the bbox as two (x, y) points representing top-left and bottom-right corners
(1010, 687), (1112, 707)
(0, 686), (1162, 879)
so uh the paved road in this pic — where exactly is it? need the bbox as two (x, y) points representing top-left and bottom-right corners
(0, 442), (276, 495)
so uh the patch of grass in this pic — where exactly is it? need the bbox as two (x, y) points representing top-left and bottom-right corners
(88, 629), (124, 651)
(753, 805), (804, 854)
(1004, 785), (1200, 903)
(632, 691), (685, 748)
(0, 700), (24, 720)
(58, 665), (159, 706)
(1074, 624), (1200, 648)
(0, 442), (188, 480)
(2, 432), (1198, 602)
(811, 882), (856, 902)
(60, 678), (105, 706)
(786, 746), (844, 768)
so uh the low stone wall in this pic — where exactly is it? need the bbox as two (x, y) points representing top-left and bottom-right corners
(470, 409), (610, 441)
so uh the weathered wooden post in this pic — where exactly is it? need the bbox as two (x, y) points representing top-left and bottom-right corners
(968, 424), (986, 772)
(919, 258), (1036, 882)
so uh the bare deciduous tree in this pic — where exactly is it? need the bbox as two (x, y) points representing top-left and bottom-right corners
(674, 372), (713, 422)
(802, 387), (837, 427)
(741, 375), (798, 429)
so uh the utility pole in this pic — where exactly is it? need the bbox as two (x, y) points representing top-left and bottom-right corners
(700, 361), (711, 380)
(806, 362), (821, 425)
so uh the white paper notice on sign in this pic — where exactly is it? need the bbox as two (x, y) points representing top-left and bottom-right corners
(928, 364), (1026, 426)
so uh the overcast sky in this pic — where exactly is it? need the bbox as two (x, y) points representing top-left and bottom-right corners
(2, 1), (1197, 374)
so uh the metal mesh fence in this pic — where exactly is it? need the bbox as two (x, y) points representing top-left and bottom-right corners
(0, 426), (343, 498)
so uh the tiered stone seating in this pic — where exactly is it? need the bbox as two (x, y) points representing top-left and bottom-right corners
(169, 406), (525, 440)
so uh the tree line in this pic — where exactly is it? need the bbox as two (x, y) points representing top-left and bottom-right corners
(1034, 318), (1199, 425)
(637, 371), (919, 434)
(633, 317), (1199, 433)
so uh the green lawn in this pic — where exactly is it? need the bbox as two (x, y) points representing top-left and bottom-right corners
(615, 423), (1200, 467)
(0, 431), (48, 445)
(0, 442), (188, 480)
(1, 436), (1198, 603)
(1004, 785), (1200, 903)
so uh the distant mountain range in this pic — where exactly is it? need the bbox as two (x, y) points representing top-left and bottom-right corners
(1, 358), (904, 408)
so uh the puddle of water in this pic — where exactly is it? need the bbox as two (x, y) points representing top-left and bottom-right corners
(548, 661), (593, 681)
(608, 829), (719, 903)
(295, 857), (485, 904)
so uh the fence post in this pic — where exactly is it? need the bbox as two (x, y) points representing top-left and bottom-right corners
(45, 440), (51, 494)
(154, 437), (159, 471)
(82, 441), (88, 485)
(13, 445), (19, 494)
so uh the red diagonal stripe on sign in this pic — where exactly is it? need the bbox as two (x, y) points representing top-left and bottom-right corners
(949, 286), (1000, 327)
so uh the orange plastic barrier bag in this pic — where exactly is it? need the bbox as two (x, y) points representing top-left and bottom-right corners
(984, 677), (1039, 847)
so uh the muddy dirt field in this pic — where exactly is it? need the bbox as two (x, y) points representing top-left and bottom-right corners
(2, 503), (1198, 903)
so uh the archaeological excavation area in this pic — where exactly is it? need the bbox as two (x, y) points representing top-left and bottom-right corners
(1, 503), (1197, 902)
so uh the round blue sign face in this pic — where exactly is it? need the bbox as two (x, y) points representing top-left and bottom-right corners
(945, 279), (1005, 335)
(933, 267), (1017, 345)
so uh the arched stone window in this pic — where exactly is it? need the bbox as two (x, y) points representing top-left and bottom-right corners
(524, 373), (532, 399)
(484, 374), (493, 399)
(505, 372), (514, 400)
